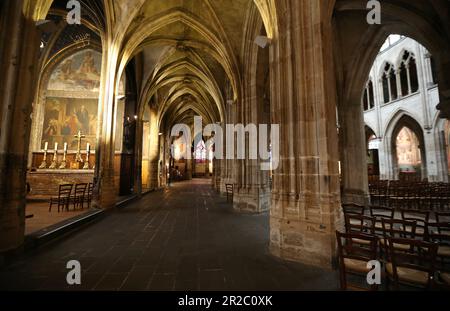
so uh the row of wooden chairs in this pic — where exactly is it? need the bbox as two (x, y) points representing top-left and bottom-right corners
(369, 180), (450, 210)
(225, 184), (234, 203)
(336, 230), (447, 290)
(49, 183), (93, 212)
(338, 204), (450, 290)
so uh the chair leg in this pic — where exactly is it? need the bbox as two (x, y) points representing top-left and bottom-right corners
(339, 268), (347, 291)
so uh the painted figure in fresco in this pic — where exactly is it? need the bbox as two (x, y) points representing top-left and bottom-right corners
(67, 109), (80, 135)
(76, 105), (90, 134)
(61, 119), (72, 136)
(44, 119), (58, 137)
(78, 51), (98, 75)
(58, 59), (73, 80)
(89, 114), (97, 135)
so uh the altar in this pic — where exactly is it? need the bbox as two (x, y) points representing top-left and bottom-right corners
(27, 169), (94, 199)
(27, 130), (96, 199)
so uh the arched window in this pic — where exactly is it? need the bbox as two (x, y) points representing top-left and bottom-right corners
(368, 80), (375, 109)
(396, 126), (421, 172)
(430, 56), (438, 85)
(362, 80), (375, 111)
(194, 140), (207, 163)
(363, 88), (369, 111)
(399, 51), (419, 96)
(382, 63), (397, 103)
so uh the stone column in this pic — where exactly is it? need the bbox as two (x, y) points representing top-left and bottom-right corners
(134, 118), (143, 196)
(269, 0), (341, 268)
(185, 159), (193, 180)
(93, 37), (120, 209)
(0, 0), (41, 253)
(220, 104), (235, 193)
(148, 109), (160, 189)
(233, 25), (271, 213)
(338, 102), (370, 205)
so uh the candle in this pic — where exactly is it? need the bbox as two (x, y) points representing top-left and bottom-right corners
(54, 142), (58, 151)
(44, 142), (48, 151)
(87, 143), (90, 153)
(64, 142), (67, 152)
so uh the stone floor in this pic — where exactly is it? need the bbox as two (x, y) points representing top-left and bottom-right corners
(0, 179), (338, 291)
(25, 201), (89, 235)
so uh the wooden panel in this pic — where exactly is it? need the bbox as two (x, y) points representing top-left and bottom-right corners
(27, 170), (94, 199)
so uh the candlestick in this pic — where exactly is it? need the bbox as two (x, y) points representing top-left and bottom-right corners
(59, 145), (67, 169)
(39, 146), (48, 169)
(49, 143), (58, 169)
(83, 146), (90, 170)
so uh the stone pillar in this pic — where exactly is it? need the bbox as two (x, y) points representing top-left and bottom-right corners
(93, 38), (120, 209)
(212, 158), (222, 191)
(186, 159), (193, 180)
(148, 109), (160, 189)
(134, 118), (143, 196)
(338, 102), (370, 205)
(0, 0), (41, 253)
(219, 104), (235, 193)
(436, 47), (450, 119)
(269, 0), (341, 268)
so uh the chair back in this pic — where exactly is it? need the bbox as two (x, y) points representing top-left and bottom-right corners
(88, 182), (94, 194)
(336, 231), (379, 263)
(226, 184), (233, 193)
(381, 218), (417, 239)
(386, 237), (438, 282)
(427, 222), (450, 245)
(381, 219), (417, 254)
(74, 183), (88, 196)
(436, 212), (450, 224)
(342, 204), (365, 216)
(400, 210), (429, 239)
(344, 214), (375, 235)
(370, 206), (394, 220)
(58, 184), (73, 199)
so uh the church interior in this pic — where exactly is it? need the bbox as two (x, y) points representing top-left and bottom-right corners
(1, 0), (450, 292)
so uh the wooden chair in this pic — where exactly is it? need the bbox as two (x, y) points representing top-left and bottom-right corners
(400, 209), (430, 238)
(436, 212), (450, 224)
(427, 222), (450, 290)
(336, 231), (379, 291)
(426, 222), (450, 267)
(225, 184), (234, 203)
(49, 184), (73, 212)
(85, 182), (94, 208)
(370, 206), (395, 232)
(379, 219), (417, 256)
(385, 237), (438, 290)
(342, 203), (365, 216)
(71, 183), (87, 210)
(345, 215), (375, 233)
(344, 215), (376, 246)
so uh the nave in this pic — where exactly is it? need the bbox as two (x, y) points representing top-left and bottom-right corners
(0, 179), (336, 291)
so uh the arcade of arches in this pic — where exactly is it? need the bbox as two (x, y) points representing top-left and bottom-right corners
(1, 0), (450, 271)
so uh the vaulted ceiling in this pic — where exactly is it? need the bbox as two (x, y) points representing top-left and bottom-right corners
(38, 0), (269, 133)
(116, 0), (260, 131)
